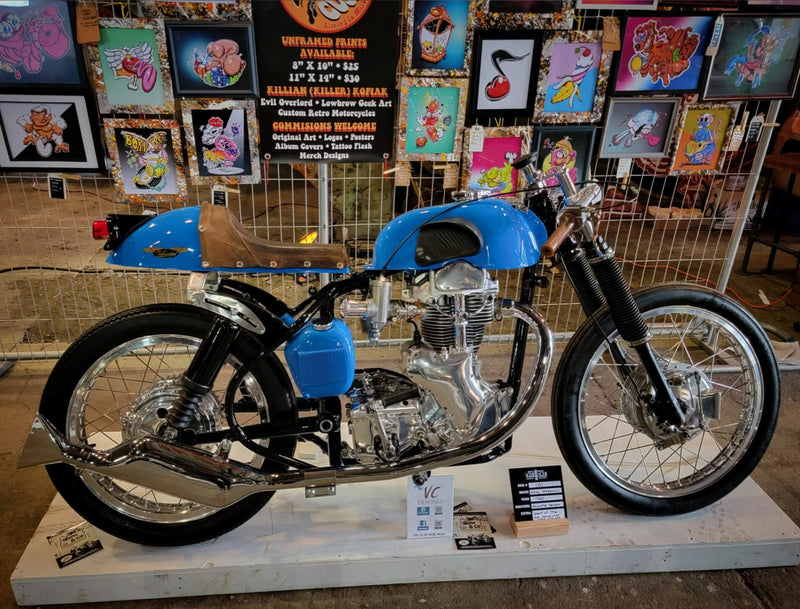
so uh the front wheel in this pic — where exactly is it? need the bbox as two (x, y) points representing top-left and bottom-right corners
(40, 304), (296, 546)
(552, 285), (780, 515)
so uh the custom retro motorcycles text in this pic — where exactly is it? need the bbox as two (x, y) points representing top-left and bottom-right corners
(19, 157), (780, 546)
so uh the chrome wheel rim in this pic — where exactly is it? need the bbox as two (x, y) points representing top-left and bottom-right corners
(578, 305), (763, 498)
(67, 334), (269, 523)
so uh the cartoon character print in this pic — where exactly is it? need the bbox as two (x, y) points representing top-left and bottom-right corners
(193, 39), (246, 89)
(541, 137), (577, 186)
(15, 105), (68, 158)
(724, 23), (788, 89)
(477, 151), (518, 194)
(0, 4), (71, 80)
(121, 130), (170, 191)
(199, 116), (242, 175)
(550, 46), (594, 109)
(415, 93), (452, 148)
(628, 20), (700, 87)
(104, 41), (158, 93)
(683, 113), (718, 166)
(612, 108), (666, 148)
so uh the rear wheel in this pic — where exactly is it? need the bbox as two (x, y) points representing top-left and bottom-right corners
(41, 304), (296, 546)
(552, 285), (780, 514)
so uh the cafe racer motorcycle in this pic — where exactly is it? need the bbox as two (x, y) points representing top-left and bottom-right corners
(19, 159), (780, 546)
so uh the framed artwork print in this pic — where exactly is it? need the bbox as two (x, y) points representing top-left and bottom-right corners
(87, 19), (174, 114)
(470, 31), (537, 121)
(576, 1), (657, 8)
(0, 94), (101, 172)
(533, 30), (611, 124)
(181, 99), (260, 185)
(166, 22), (258, 96)
(397, 77), (468, 162)
(599, 98), (679, 158)
(406, 0), (476, 77)
(534, 126), (596, 188)
(461, 126), (532, 196)
(477, 0), (574, 31)
(140, 0), (252, 21)
(669, 104), (736, 175)
(0, 0), (84, 88)
(704, 15), (800, 100)
(104, 118), (187, 204)
(615, 16), (714, 94)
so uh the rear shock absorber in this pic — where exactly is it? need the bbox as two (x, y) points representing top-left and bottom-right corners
(585, 237), (686, 427)
(165, 317), (241, 430)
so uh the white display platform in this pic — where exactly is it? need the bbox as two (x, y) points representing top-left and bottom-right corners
(12, 416), (800, 606)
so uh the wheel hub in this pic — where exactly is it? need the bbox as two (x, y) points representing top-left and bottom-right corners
(121, 378), (222, 442)
(622, 361), (716, 448)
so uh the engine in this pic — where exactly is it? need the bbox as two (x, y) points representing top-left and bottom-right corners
(340, 261), (512, 465)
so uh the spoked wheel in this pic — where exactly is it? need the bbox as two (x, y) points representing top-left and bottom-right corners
(40, 304), (296, 546)
(552, 285), (780, 515)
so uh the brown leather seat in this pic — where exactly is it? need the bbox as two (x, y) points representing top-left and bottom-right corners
(197, 204), (349, 271)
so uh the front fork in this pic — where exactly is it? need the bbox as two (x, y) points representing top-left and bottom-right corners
(564, 235), (686, 428)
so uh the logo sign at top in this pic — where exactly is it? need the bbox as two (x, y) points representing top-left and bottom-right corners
(280, 0), (372, 33)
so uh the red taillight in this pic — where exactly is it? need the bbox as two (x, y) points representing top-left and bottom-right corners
(92, 219), (110, 240)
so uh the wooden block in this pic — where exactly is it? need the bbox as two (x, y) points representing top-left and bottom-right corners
(510, 516), (569, 539)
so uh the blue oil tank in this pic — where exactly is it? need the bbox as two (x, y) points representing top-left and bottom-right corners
(284, 318), (356, 398)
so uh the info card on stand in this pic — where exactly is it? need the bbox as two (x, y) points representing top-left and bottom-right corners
(407, 475), (454, 539)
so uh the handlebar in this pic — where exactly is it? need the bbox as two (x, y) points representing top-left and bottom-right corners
(541, 215), (577, 258)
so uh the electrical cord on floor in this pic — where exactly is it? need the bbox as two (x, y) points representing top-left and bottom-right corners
(617, 258), (793, 309)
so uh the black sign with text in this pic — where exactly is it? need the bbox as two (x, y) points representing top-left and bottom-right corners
(253, 0), (399, 163)
(509, 465), (567, 522)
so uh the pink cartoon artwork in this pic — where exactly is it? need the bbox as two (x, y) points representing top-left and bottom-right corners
(541, 137), (578, 187)
(0, 4), (71, 80)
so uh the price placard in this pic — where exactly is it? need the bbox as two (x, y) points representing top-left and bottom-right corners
(254, 2), (399, 163)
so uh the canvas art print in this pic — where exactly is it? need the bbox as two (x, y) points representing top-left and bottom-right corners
(669, 105), (735, 175)
(0, 94), (99, 171)
(471, 32), (536, 119)
(397, 78), (468, 161)
(462, 126), (532, 195)
(104, 119), (186, 203)
(704, 15), (800, 100)
(535, 126), (596, 187)
(534, 31), (610, 124)
(89, 19), (173, 114)
(182, 99), (260, 184)
(599, 98), (679, 158)
(616, 16), (714, 93)
(0, 0), (82, 86)
(478, 0), (574, 30)
(167, 22), (257, 95)
(406, 0), (475, 76)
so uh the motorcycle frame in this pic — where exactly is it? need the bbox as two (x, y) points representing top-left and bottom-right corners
(177, 264), (545, 473)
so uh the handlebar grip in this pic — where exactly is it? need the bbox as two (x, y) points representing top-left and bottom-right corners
(541, 218), (577, 258)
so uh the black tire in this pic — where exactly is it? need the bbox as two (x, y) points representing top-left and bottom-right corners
(40, 304), (296, 546)
(552, 284), (780, 515)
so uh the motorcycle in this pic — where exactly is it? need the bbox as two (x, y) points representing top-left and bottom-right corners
(18, 157), (780, 547)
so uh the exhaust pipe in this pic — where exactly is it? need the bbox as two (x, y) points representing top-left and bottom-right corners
(19, 302), (552, 509)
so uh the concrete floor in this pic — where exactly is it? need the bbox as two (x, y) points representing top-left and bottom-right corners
(2, 248), (800, 608)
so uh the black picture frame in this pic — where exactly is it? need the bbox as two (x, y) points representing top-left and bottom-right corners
(0, 0), (88, 91)
(703, 14), (800, 101)
(165, 21), (258, 97)
(0, 93), (103, 173)
(469, 30), (539, 122)
(533, 126), (597, 188)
